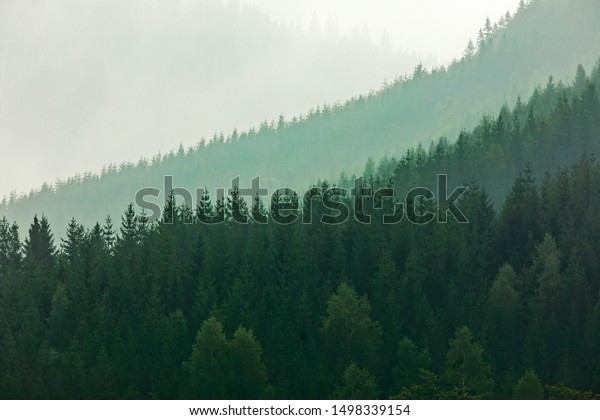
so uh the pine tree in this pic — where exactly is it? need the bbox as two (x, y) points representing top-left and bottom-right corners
(534, 234), (562, 318)
(573, 64), (588, 96)
(513, 370), (544, 400)
(393, 337), (432, 391)
(119, 204), (138, 244)
(0, 217), (21, 275)
(23, 215), (57, 317)
(497, 165), (542, 270)
(321, 283), (382, 372)
(251, 192), (268, 224)
(529, 234), (566, 382)
(183, 317), (229, 399)
(226, 185), (249, 224)
(196, 187), (214, 224)
(162, 191), (177, 225)
(486, 264), (520, 384)
(331, 362), (380, 400)
(463, 39), (475, 60)
(61, 218), (85, 265)
(228, 327), (268, 399)
(445, 326), (494, 396)
(102, 216), (116, 252)
(24, 215), (56, 269)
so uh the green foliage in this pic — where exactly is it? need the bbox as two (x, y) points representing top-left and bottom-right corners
(331, 363), (380, 400)
(2, 153), (600, 398)
(513, 370), (545, 400)
(545, 385), (599, 400)
(393, 370), (470, 400)
(445, 327), (494, 396)
(182, 317), (268, 400)
(5, 1), (600, 233)
(393, 338), (432, 392)
(486, 264), (520, 390)
(229, 327), (268, 399)
(48, 282), (70, 350)
(183, 317), (229, 399)
(321, 283), (382, 372)
(2, 42), (600, 400)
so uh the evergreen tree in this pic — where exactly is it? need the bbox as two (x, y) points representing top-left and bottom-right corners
(331, 363), (380, 400)
(393, 337), (432, 392)
(61, 218), (85, 265)
(0, 217), (21, 275)
(183, 317), (229, 399)
(513, 370), (545, 400)
(486, 264), (520, 378)
(102, 216), (116, 252)
(445, 327), (494, 396)
(228, 327), (268, 399)
(119, 204), (138, 244)
(497, 165), (542, 271)
(321, 283), (382, 373)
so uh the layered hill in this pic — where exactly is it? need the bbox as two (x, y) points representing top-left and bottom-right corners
(2, 59), (600, 400)
(3, 0), (600, 232)
(0, 0), (423, 197)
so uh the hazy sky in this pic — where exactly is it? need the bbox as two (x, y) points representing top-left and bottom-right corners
(237, 0), (522, 62)
(1, 0), (524, 199)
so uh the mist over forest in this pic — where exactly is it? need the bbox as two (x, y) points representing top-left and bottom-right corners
(1, 0), (600, 402)
(2, 0), (600, 235)
(0, 0), (427, 199)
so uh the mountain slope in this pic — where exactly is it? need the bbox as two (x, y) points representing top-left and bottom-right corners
(0, 0), (422, 197)
(3, 0), (600, 233)
(2, 69), (600, 398)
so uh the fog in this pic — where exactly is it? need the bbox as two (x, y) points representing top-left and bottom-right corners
(237, 0), (523, 62)
(0, 0), (521, 198)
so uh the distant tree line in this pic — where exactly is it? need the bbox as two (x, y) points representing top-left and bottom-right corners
(4, 0), (600, 233)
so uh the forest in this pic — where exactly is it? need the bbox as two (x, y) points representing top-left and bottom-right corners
(1, 62), (600, 399)
(0, 0), (424, 202)
(4, 0), (600, 234)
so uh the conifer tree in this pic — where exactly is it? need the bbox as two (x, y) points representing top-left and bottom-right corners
(445, 327), (494, 396)
(513, 370), (544, 400)
(332, 363), (380, 400)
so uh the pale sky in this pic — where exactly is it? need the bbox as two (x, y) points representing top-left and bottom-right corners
(237, 0), (522, 62)
(0, 0), (524, 199)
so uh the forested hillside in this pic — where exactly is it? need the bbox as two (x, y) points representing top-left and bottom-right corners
(0, 0), (423, 199)
(4, 0), (600, 234)
(1, 59), (600, 399)
(359, 61), (600, 207)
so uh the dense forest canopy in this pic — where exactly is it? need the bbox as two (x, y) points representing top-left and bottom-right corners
(1, 54), (600, 399)
(2, 0), (600, 402)
(362, 60), (600, 208)
(4, 0), (600, 235)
